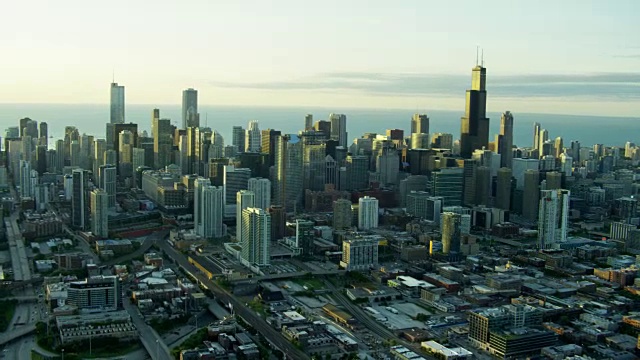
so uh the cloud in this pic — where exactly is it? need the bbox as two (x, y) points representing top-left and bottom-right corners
(212, 71), (640, 100)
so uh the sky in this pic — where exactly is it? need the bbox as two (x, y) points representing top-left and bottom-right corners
(1, 0), (639, 116)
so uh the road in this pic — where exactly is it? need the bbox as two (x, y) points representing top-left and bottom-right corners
(123, 297), (173, 360)
(62, 224), (100, 264)
(158, 240), (310, 360)
(103, 230), (169, 267)
(5, 214), (31, 282)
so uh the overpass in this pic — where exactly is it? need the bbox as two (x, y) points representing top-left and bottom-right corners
(230, 270), (345, 283)
(159, 241), (310, 360)
(0, 324), (37, 346)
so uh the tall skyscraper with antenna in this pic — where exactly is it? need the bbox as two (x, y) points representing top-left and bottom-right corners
(460, 52), (489, 159)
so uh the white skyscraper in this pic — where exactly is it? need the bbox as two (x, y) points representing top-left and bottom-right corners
(248, 177), (271, 210)
(236, 190), (255, 244)
(538, 189), (570, 250)
(329, 113), (347, 147)
(110, 82), (125, 124)
(358, 196), (379, 230)
(202, 185), (225, 238)
(245, 120), (261, 153)
(91, 189), (109, 238)
(241, 207), (271, 266)
(194, 177), (212, 236)
(19, 160), (31, 198)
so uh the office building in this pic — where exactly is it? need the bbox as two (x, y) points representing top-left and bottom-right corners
(110, 82), (125, 124)
(545, 171), (562, 190)
(153, 113), (173, 169)
(248, 177), (271, 210)
(475, 166), (491, 206)
(441, 212), (461, 254)
(346, 155), (368, 191)
(340, 237), (379, 271)
(522, 170), (540, 221)
(67, 275), (121, 310)
(244, 120), (261, 153)
(39, 121), (48, 147)
(93, 139), (106, 182)
(241, 207), (271, 266)
(236, 190), (255, 244)
(182, 88), (199, 128)
(411, 113), (429, 135)
(410, 133), (430, 149)
(268, 205), (286, 240)
(293, 219), (315, 256)
(538, 189), (570, 250)
(512, 158), (539, 189)
(497, 111), (514, 168)
(223, 166), (251, 205)
(496, 167), (512, 211)
(431, 132), (453, 150)
(431, 168), (464, 207)
(261, 129), (281, 166)
(358, 196), (379, 230)
(304, 114), (313, 130)
(407, 192), (443, 223)
(232, 126), (245, 153)
(333, 198), (353, 230)
(98, 165), (117, 208)
(329, 113), (347, 147)
(460, 64), (489, 158)
(72, 169), (90, 230)
(91, 189), (108, 238)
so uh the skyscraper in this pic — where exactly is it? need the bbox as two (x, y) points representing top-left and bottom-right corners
(236, 190), (255, 244)
(153, 111), (173, 169)
(98, 165), (117, 208)
(241, 207), (271, 266)
(460, 64), (489, 158)
(110, 82), (125, 124)
(118, 130), (134, 178)
(431, 133), (454, 150)
(245, 120), (261, 153)
(72, 169), (90, 230)
(496, 167), (512, 211)
(39, 122), (48, 147)
(498, 111), (514, 168)
(274, 134), (303, 212)
(475, 166), (491, 206)
(329, 113), (347, 147)
(232, 126), (245, 153)
(248, 177), (271, 210)
(201, 185), (225, 238)
(19, 160), (32, 198)
(358, 196), (379, 230)
(441, 212), (461, 254)
(304, 114), (313, 131)
(533, 122), (541, 150)
(182, 88), (198, 129)
(538, 189), (570, 250)
(333, 199), (353, 230)
(346, 155), (368, 191)
(554, 137), (564, 159)
(411, 113), (429, 135)
(193, 177), (211, 236)
(91, 189), (109, 238)
(522, 169), (540, 221)
(260, 129), (281, 166)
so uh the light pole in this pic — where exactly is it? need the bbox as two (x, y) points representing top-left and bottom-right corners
(61, 349), (64, 360)
(156, 339), (159, 359)
(88, 325), (93, 357)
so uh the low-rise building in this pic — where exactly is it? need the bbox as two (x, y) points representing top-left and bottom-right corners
(56, 311), (137, 344)
(422, 341), (473, 359)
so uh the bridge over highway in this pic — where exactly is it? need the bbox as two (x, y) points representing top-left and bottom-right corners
(0, 324), (37, 347)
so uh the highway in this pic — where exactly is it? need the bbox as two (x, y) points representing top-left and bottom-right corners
(158, 240), (310, 360)
(5, 214), (31, 282)
(62, 224), (100, 264)
(123, 297), (173, 360)
(103, 230), (169, 267)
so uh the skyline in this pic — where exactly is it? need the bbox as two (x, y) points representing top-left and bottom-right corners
(1, 1), (639, 116)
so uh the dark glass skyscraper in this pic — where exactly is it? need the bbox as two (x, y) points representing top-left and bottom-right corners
(182, 88), (199, 129)
(460, 65), (489, 158)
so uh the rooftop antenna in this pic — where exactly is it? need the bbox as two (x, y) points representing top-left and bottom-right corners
(476, 46), (479, 66)
(112, 68), (115, 83)
(205, 113), (208, 127)
(481, 48), (485, 67)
